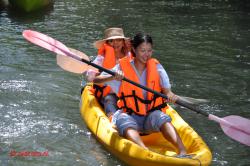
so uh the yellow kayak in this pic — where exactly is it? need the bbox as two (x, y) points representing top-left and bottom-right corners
(80, 86), (212, 166)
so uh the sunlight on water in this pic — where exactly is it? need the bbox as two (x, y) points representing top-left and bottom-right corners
(0, 80), (32, 92)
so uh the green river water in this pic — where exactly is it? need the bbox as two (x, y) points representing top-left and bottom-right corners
(1, 0), (250, 165)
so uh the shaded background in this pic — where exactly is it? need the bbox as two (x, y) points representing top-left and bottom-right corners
(1, 0), (250, 165)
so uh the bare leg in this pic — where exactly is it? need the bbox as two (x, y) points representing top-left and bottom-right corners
(124, 128), (148, 150)
(160, 122), (186, 155)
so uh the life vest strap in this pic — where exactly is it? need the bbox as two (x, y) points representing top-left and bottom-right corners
(119, 91), (167, 115)
(93, 84), (107, 101)
(120, 92), (153, 104)
(147, 102), (167, 113)
(133, 90), (140, 113)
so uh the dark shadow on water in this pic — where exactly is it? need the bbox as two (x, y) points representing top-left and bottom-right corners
(4, 2), (54, 24)
(0, 0), (7, 11)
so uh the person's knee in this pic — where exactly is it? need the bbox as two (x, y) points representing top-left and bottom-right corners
(116, 113), (138, 136)
(160, 121), (170, 131)
(116, 113), (130, 124)
(147, 110), (172, 131)
(124, 127), (140, 138)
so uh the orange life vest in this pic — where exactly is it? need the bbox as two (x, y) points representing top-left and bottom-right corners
(89, 44), (115, 100)
(90, 44), (133, 100)
(117, 58), (167, 116)
(98, 43), (116, 69)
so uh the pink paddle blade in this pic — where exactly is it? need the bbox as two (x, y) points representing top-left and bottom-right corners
(57, 48), (97, 74)
(223, 115), (250, 134)
(209, 115), (250, 146)
(23, 30), (71, 56)
(23, 30), (98, 74)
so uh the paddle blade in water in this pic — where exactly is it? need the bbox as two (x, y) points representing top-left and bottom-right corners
(209, 115), (250, 146)
(23, 30), (71, 56)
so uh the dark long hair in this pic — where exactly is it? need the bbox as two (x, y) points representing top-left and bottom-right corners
(131, 33), (153, 53)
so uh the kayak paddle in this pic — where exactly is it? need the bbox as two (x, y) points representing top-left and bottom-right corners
(22, 30), (250, 146)
(56, 47), (97, 74)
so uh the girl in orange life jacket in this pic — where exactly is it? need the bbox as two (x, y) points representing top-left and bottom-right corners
(93, 33), (187, 155)
(84, 27), (133, 120)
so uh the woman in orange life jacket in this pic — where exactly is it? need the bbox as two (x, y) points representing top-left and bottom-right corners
(84, 27), (133, 120)
(93, 33), (187, 155)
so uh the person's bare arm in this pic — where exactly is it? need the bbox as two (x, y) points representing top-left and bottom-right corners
(93, 74), (114, 84)
(162, 88), (179, 103)
(93, 70), (124, 84)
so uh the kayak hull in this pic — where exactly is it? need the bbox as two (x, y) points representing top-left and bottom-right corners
(80, 86), (212, 166)
(9, 0), (52, 12)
